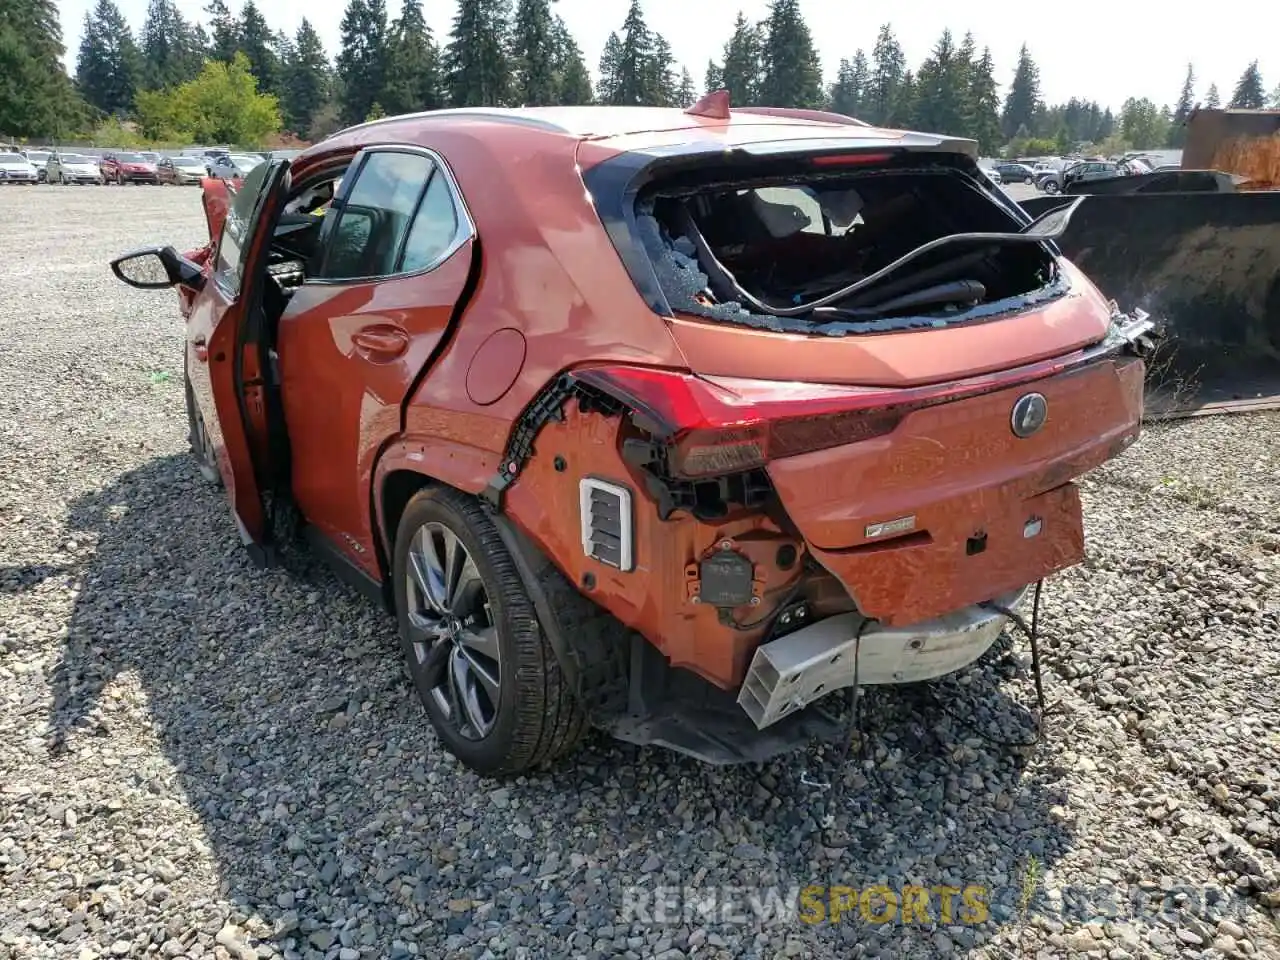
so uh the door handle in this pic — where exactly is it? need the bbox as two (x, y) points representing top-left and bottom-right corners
(192, 335), (208, 362)
(352, 325), (409, 362)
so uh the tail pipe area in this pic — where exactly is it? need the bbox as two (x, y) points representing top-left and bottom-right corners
(737, 586), (1031, 730)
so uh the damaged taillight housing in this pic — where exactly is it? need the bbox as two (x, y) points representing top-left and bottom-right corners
(572, 366), (920, 479)
(572, 333), (1148, 480)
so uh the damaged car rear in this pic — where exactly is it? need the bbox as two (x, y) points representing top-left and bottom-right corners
(536, 114), (1154, 761)
(109, 103), (1153, 775)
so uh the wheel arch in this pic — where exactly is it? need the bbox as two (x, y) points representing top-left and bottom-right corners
(371, 436), (499, 582)
(371, 445), (599, 701)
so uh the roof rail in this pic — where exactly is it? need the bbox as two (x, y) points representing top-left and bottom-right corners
(735, 106), (870, 127)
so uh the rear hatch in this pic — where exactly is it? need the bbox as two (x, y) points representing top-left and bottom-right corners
(579, 133), (1149, 625)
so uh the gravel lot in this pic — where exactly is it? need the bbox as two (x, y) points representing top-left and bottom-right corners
(2, 183), (1280, 960)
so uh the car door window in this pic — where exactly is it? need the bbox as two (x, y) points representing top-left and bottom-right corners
(400, 171), (461, 272)
(214, 161), (277, 296)
(315, 150), (462, 282)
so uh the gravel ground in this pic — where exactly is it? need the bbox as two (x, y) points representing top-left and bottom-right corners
(2, 184), (1280, 960)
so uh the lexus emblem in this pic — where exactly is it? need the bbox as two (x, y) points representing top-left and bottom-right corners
(1010, 392), (1048, 438)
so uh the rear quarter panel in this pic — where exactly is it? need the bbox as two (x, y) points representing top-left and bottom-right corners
(395, 126), (688, 477)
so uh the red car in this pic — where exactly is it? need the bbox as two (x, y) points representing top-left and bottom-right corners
(102, 151), (160, 184)
(110, 100), (1153, 775)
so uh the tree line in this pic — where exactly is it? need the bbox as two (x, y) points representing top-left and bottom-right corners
(3, 0), (1276, 154)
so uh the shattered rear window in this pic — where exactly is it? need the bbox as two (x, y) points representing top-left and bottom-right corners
(636, 162), (1067, 336)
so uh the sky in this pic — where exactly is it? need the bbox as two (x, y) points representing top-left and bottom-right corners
(57, 0), (1278, 113)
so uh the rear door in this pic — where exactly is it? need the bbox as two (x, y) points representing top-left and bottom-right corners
(276, 145), (476, 575)
(186, 158), (291, 562)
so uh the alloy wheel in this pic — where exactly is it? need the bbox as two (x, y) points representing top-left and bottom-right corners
(404, 522), (501, 740)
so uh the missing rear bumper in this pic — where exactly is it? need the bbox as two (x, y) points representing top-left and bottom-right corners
(737, 586), (1030, 729)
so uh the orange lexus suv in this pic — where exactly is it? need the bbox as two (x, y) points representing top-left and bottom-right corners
(111, 97), (1153, 774)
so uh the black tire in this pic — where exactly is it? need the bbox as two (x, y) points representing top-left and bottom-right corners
(184, 362), (221, 486)
(1044, 180), (1060, 194)
(393, 487), (586, 776)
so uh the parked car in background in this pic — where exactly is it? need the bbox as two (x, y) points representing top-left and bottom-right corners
(993, 162), (1036, 184)
(1039, 160), (1121, 194)
(159, 155), (207, 185)
(109, 104), (1153, 775)
(207, 153), (265, 180)
(102, 151), (160, 184)
(980, 165), (1003, 185)
(0, 151), (39, 184)
(20, 149), (52, 181)
(46, 152), (105, 185)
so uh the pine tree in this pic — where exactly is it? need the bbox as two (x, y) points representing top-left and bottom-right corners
(238, 1), (279, 94)
(829, 57), (860, 117)
(550, 16), (591, 104)
(0, 0), (84, 138)
(604, 0), (655, 105)
(1270, 83), (1280, 109)
(336, 0), (388, 123)
(204, 0), (239, 62)
(139, 0), (203, 90)
(759, 0), (822, 108)
(890, 69), (916, 128)
(955, 31), (977, 132)
(76, 0), (142, 117)
(867, 24), (905, 126)
(704, 60), (722, 95)
(282, 18), (329, 137)
(1205, 83), (1220, 109)
(914, 29), (967, 134)
(442, 0), (509, 107)
(596, 33), (622, 103)
(675, 68), (696, 107)
(646, 35), (677, 105)
(1001, 44), (1041, 138)
(1229, 61), (1265, 109)
(1168, 63), (1194, 147)
(968, 46), (1002, 154)
(845, 50), (870, 117)
(510, 0), (556, 106)
(382, 0), (441, 115)
(708, 12), (763, 105)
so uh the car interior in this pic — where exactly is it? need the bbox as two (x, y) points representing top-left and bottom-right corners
(647, 163), (1061, 325)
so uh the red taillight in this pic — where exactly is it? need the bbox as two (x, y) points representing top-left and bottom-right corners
(572, 366), (914, 479)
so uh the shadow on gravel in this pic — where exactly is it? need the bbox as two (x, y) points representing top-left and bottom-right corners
(39, 454), (1074, 957)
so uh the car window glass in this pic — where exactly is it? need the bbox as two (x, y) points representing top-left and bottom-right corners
(316, 151), (435, 280)
(214, 161), (275, 294)
(400, 172), (461, 272)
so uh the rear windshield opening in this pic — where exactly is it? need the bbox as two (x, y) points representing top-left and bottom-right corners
(637, 164), (1066, 335)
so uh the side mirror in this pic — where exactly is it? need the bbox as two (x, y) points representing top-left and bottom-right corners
(110, 246), (205, 292)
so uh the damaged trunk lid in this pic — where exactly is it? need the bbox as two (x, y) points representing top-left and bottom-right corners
(583, 137), (1115, 387)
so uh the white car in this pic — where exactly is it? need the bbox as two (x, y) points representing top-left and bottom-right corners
(21, 149), (52, 181)
(0, 151), (39, 184)
(208, 153), (265, 180)
(981, 166), (1003, 185)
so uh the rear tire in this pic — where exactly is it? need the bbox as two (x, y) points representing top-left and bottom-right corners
(393, 487), (587, 776)
(1044, 180), (1060, 194)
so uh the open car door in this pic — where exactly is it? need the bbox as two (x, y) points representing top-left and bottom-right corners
(201, 158), (291, 565)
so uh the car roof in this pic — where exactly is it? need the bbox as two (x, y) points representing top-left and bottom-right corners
(301, 105), (976, 166)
